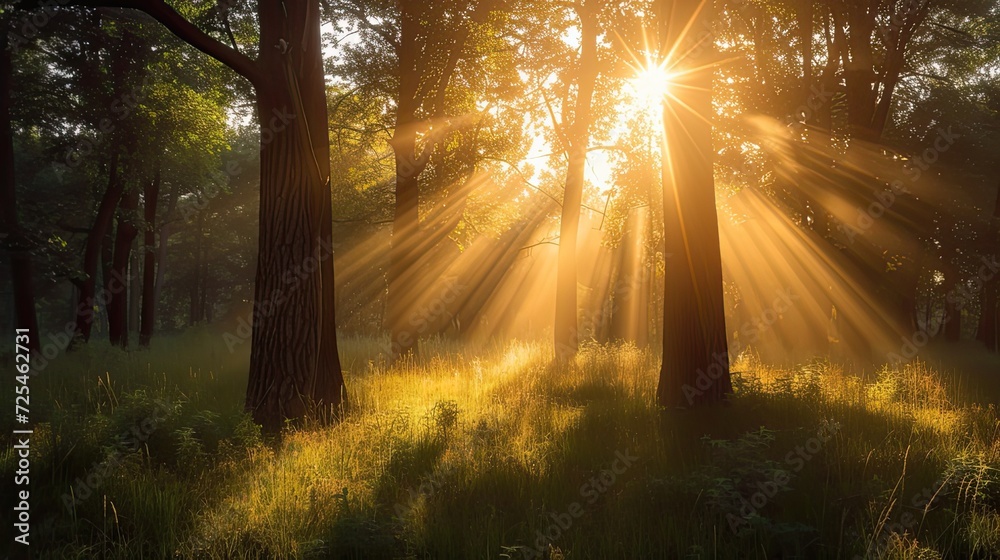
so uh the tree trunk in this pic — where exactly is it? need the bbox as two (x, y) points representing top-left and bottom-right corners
(244, 0), (344, 431)
(75, 152), (125, 342)
(107, 186), (139, 347)
(385, 1), (428, 361)
(387, 150), (420, 359)
(657, 0), (732, 407)
(0, 25), (40, 352)
(384, 1), (497, 361)
(140, 169), (160, 347)
(32, 0), (346, 430)
(554, 1), (600, 361)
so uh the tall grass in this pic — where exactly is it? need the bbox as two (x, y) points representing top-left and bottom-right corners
(2, 333), (998, 559)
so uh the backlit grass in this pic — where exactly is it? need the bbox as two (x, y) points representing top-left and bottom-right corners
(2, 333), (998, 559)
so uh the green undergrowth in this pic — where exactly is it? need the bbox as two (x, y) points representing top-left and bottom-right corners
(1, 333), (998, 559)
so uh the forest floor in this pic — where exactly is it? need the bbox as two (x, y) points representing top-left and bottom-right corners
(2, 332), (1000, 559)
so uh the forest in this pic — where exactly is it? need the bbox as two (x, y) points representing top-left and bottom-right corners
(1, 0), (1000, 558)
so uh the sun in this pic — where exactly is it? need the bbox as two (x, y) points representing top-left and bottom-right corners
(629, 64), (674, 110)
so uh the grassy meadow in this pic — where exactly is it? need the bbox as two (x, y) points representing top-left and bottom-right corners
(2, 333), (1000, 559)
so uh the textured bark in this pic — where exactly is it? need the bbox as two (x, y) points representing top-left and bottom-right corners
(107, 187), (139, 347)
(554, 1), (600, 361)
(140, 169), (160, 347)
(23, 0), (346, 429)
(244, 0), (344, 431)
(657, 0), (732, 407)
(0, 26), (40, 352)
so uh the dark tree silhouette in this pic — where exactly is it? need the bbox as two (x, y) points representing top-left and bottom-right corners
(0, 19), (40, 352)
(107, 186), (139, 346)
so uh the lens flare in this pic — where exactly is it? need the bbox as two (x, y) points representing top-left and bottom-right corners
(629, 64), (673, 110)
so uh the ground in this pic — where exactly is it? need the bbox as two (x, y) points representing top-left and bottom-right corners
(2, 332), (999, 559)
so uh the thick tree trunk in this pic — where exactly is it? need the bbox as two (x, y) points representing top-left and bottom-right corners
(244, 0), (344, 431)
(107, 187), (139, 346)
(657, 0), (732, 407)
(0, 27), (40, 352)
(554, 2), (600, 361)
(140, 169), (160, 347)
(25, 0), (345, 429)
(554, 146), (587, 359)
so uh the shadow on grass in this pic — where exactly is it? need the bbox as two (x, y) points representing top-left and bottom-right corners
(4, 338), (999, 559)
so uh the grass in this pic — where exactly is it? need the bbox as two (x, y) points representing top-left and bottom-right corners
(2, 331), (999, 559)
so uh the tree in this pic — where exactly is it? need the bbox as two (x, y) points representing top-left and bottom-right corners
(16, 0), (345, 430)
(553, 0), (602, 361)
(106, 184), (138, 346)
(332, 0), (516, 360)
(656, 0), (732, 407)
(0, 11), (40, 352)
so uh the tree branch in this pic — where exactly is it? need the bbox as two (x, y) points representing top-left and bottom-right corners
(15, 0), (263, 88)
(335, 2), (400, 52)
(519, 237), (560, 252)
(217, 2), (241, 54)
